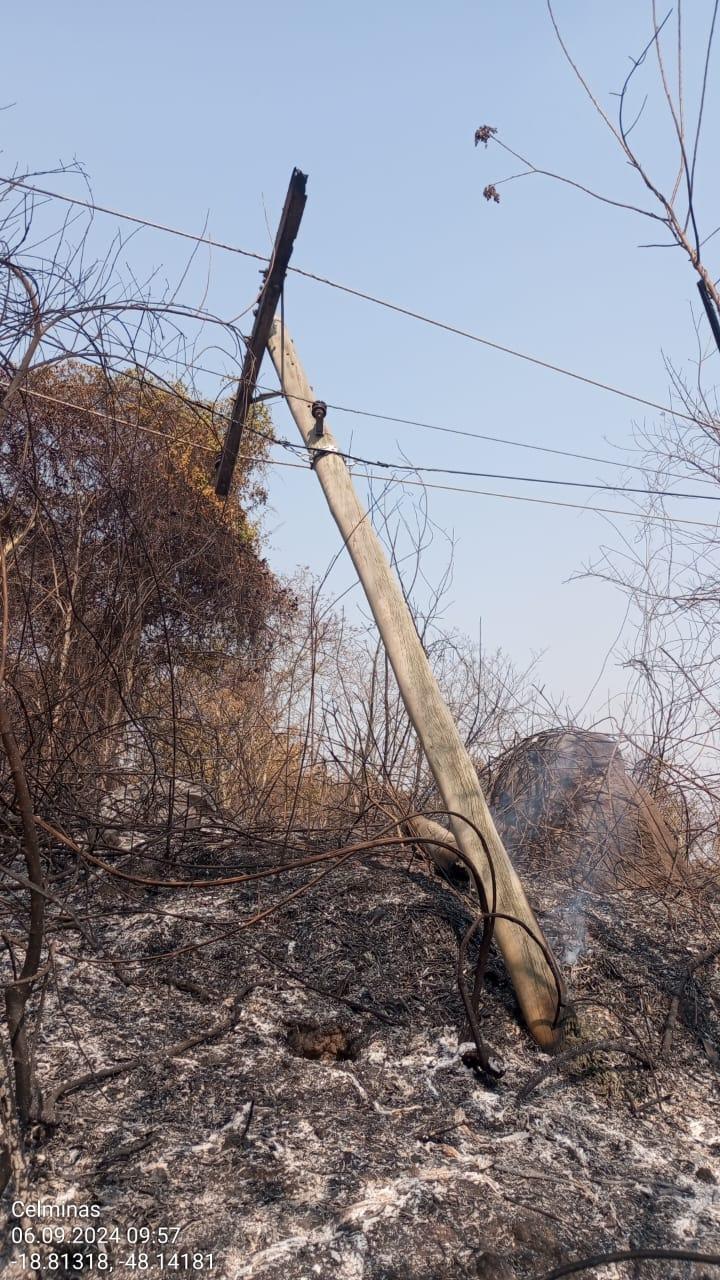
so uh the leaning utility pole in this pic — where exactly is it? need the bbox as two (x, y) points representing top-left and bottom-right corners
(214, 169), (307, 497)
(266, 318), (565, 1051)
(215, 167), (566, 1050)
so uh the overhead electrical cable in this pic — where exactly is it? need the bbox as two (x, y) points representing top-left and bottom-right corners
(36, 332), (697, 482)
(12, 383), (720, 502)
(6, 383), (719, 530)
(3, 175), (710, 427)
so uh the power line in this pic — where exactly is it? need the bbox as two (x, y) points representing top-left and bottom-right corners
(3, 174), (709, 428)
(14, 377), (720, 504)
(26, 332), (712, 486)
(36, 329), (649, 476)
(1, 175), (268, 265)
(260, 378), (712, 488)
(270, 386), (656, 473)
(47, 331), (643, 473)
(358, 467), (718, 529)
(334, 445), (720, 502)
(10, 384), (220, 454)
(7, 382), (719, 530)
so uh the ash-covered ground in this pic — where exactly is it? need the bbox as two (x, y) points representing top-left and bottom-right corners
(3, 838), (719, 1279)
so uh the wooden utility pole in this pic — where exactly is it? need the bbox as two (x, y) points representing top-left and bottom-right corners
(267, 318), (565, 1051)
(214, 169), (307, 497)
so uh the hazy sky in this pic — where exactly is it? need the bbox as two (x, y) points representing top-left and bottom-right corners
(4, 2), (719, 718)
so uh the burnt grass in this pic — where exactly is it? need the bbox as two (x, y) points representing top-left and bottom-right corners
(3, 837), (719, 1279)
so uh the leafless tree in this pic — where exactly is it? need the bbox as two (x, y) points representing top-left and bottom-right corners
(477, 2), (720, 321)
(476, 6), (720, 870)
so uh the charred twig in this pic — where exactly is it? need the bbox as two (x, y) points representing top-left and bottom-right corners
(661, 939), (720, 1054)
(97, 1130), (156, 1169)
(238, 937), (399, 1026)
(156, 974), (221, 1002)
(518, 1038), (654, 1103)
(236, 1098), (254, 1145)
(39, 985), (252, 1125)
(502, 1194), (564, 1226)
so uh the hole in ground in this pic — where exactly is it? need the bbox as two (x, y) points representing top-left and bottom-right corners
(286, 1022), (359, 1062)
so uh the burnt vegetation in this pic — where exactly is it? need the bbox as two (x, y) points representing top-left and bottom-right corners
(2, 7), (720, 1268)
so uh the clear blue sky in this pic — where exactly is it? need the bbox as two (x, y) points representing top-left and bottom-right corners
(4, 2), (719, 717)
